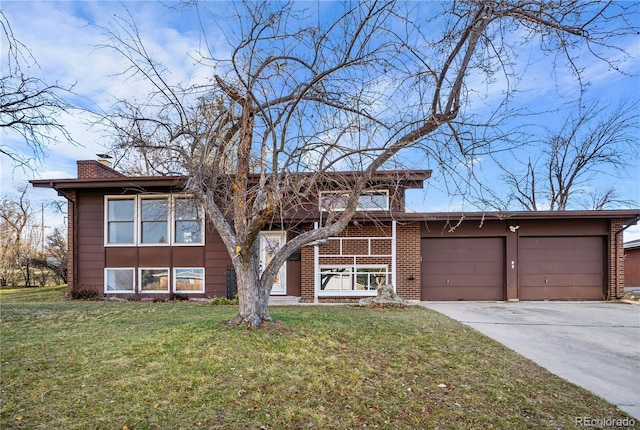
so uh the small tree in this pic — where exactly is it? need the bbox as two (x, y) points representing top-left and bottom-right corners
(103, 1), (637, 327)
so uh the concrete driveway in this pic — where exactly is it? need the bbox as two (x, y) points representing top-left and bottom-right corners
(420, 301), (640, 420)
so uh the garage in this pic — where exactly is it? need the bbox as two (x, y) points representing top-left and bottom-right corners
(421, 237), (505, 301)
(518, 236), (605, 300)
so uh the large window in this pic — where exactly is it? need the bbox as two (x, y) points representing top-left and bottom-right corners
(105, 195), (203, 246)
(319, 265), (389, 294)
(140, 197), (169, 244)
(319, 191), (389, 212)
(106, 198), (135, 244)
(105, 268), (135, 293)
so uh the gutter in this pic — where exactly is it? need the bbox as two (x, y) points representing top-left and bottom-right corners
(615, 215), (640, 299)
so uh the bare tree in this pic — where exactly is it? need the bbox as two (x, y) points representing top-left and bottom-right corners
(0, 11), (77, 169)
(31, 228), (68, 285)
(483, 100), (638, 211)
(0, 186), (40, 287)
(102, 1), (637, 327)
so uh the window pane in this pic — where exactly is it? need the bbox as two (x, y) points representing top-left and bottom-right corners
(141, 198), (168, 244)
(355, 268), (388, 290)
(175, 198), (203, 244)
(141, 198), (168, 221)
(106, 269), (134, 292)
(174, 268), (204, 292)
(359, 193), (388, 210)
(108, 199), (134, 221)
(108, 222), (134, 243)
(175, 198), (200, 220)
(141, 221), (168, 243)
(175, 221), (202, 243)
(107, 199), (135, 244)
(320, 268), (351, 291)
(140, 269), (169, 292)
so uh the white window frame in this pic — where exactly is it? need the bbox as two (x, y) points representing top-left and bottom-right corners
(138, 195), (170, 247)
(172, 195), (205, 246)
(104, 268), (135, 294)
(104, 195), (204, 247)
(104, 196), (137, 246)
(317, 264), (389, 297)
(139, 267), (170, 294)
(319, 190), (389, 212)
(173, 267), (205, 294)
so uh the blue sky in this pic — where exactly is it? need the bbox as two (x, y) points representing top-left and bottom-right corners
(1, 1), (639, 241)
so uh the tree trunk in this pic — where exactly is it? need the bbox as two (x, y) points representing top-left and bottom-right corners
(227, 250), (274, 329)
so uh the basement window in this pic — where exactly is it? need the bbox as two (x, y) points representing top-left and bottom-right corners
(139, 268), (170, 293)
(173, 268), (205, 293)
(104, 268), (135, 293)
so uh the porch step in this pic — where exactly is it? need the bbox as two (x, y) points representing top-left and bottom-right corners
(269, 296), (302, 305)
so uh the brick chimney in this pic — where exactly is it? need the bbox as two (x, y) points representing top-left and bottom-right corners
(77, 160), (125, 179)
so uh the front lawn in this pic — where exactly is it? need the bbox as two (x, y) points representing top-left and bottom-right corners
(0, 287), (632, 429)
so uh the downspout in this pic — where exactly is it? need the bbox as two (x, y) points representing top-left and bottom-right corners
(615, 215), (640, 299)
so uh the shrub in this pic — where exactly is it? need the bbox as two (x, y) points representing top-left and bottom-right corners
(210, 295), (238, 305)
(70, 287), (100, 300)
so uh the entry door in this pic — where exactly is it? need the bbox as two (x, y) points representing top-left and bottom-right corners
(260, 232), (287, 295)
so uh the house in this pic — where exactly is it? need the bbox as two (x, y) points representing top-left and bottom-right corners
(624, 239), (640, 290)
(31, 159), (640, 302)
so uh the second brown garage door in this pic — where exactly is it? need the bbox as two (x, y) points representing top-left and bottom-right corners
(421, 237), (505, 300)
(519, 236), (605, 300)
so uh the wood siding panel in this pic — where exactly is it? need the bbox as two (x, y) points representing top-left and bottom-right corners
(204, 229), (231, 298)
(172, 247), (205, 267)
(421, 237), (504, 300)
(76, 191), (105, 290)
(138, 247), (171, 267)
(519, 236), (605, 300)
(105, 248), (138, 267)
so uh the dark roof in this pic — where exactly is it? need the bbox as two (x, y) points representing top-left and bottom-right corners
(395, 210), (640, 224)
(30, 169), (432, 191)
(30, 175), (187, 190)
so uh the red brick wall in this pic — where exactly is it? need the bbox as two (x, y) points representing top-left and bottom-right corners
(395, 222), (421, 301)
(77, 160), (124, 179)
(299, 222), (422, 302)
(624, 248), (640, 289)
(301, 239), (315, 302)
(67, 191), (77, 296)
(609, 219), (625, 299)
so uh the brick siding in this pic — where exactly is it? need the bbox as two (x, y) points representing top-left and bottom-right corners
(609, 219), (625, 299)
(300, 222), (422, 302)
(77, 160), (125, 179)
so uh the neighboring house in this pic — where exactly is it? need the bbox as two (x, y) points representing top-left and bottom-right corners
(624, 239), (640, 290)
(31, 160), (640, 302)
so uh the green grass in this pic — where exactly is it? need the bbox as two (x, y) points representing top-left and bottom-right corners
(0, 287), (632, 429)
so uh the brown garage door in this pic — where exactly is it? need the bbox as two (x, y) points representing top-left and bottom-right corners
(519, 236), (605, 300)
(421, 237), (505, 300)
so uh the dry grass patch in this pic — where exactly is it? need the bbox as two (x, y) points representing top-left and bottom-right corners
(1, 286), (633, 429)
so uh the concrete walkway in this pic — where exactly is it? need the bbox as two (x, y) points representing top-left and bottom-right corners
(420, 301), (640, 420)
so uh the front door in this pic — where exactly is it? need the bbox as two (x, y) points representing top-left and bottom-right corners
(260, 232), (287, 295)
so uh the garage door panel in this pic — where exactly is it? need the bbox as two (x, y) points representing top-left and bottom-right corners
(426, 286), (504, 301)
(421, 237), (504, 301)
(519, 285), (605, 300)
(519, 236), (604, 300)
